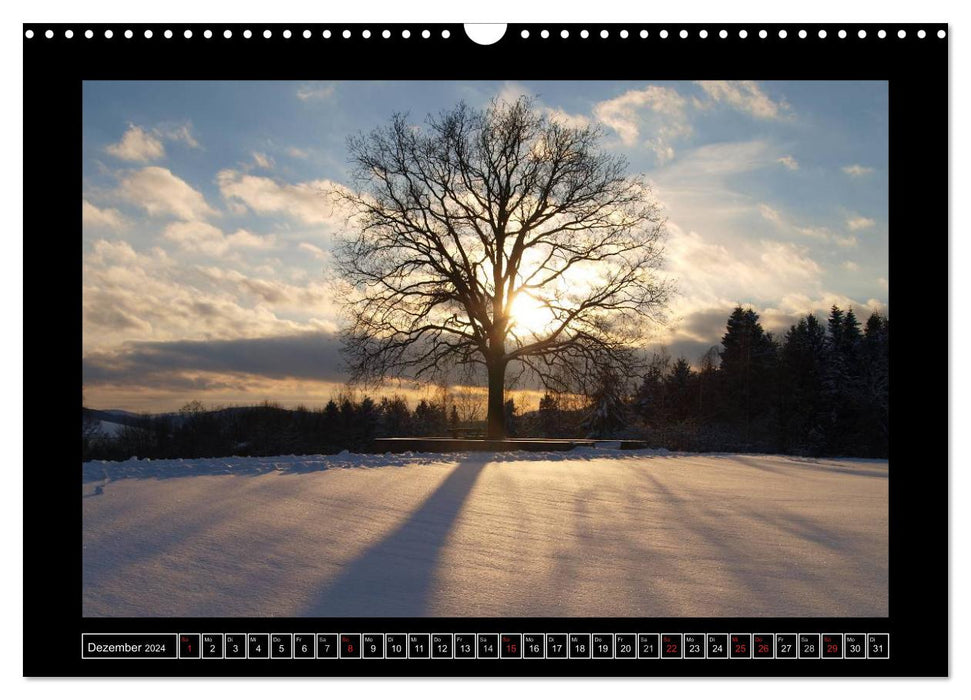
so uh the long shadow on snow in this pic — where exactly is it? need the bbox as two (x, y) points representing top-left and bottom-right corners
(301, 453), (488, 617)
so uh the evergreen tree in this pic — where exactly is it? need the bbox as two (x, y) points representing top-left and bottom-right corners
(779, 313), (828, 453)
(414, 399), (447, 436)
(634, 351), (670, 423)
(665, 356), (694, 422)
(696, 346), (720, 422)
(822, 305), (865, 454)
(718, 306), (779, 442)
(322, 399), (341, 452)
(860, 311), (890, 456)
(582, 366), (631, 437)
(379, 395), (412, 437)
(537, 391), (563, 437)
(504, 398), (518, 438)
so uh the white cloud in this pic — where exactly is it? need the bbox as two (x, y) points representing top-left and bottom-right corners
(298, 242), (329, 261)
(664, 224), (824, 313)
(757, 200), (861, 249)
(286, 147), (309, 159)
(594, 85), (690, 161)
(118, 167), (217, 221)
(758, 203), (783, 225)
(82, 238), (331, 355)
(546, 107), (591, 129)
(104, 122), (200, 162)
(156, 122), (200, 149)
(252, 152), (274, 169)
(163, 221), (276, 257)
(777, 155), (799, 170)
(82, 200), (128, 230)
(842, 261), (860, 272)
(495, 83), (590, 130)
(842, 164), (874, 177)
(846, 215), (876, 230)
(197, 266), (331, 309)
(217, 169), (346, 226)
(661, 140), (776, 179)
(694, 81), (792, 120)
(296, 83), (336, 101)
(496, 81), (529, 106)
(105, 125), (165, 162)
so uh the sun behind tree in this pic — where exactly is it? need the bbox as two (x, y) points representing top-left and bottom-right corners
(333, 96), (671, 438)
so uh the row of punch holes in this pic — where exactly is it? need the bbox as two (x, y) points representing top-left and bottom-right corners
(25, 26), (947, 41)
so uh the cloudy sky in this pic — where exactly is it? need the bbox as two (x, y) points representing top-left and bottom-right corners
(82, 80), (888, 411)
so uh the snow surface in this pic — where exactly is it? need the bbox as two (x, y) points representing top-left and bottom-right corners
(82, 449), (888, 617)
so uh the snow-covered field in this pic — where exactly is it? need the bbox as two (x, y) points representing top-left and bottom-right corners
(82, 449), (888, 618)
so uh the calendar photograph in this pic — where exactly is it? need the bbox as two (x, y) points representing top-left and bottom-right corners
(81, 79), (889, 618)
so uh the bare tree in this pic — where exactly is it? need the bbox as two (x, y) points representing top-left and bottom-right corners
(335, 96), (670, 438)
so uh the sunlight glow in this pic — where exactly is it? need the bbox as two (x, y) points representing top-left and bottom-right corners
(509, 293), (558, 335)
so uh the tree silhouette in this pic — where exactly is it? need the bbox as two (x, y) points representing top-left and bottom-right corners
(335, 97), (670, 437)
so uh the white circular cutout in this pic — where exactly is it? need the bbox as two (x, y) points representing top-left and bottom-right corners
(660, 29), (668, 39)
(382, 29), (390, 39)
(223, 29), (231, 39)
(600, 29), (609, 39)
(759, 29), (767, 39)
(264, 29), (272, 39)
(640, 29), (648, 38)
(362, 29), (371, 39)
(560, 29), (569, 39)
(719, 29), (728, 39)
(65, 29), (73, 39)
(580, 29), (589, 39)
(818, 29), (827, 39)
(145, 29), (153, 38)
(342, 29), (351, 39)
(464, 24), (506, 45)
(441, 29), (450, 39)
(798, 29), (807, 39)
(45, 29), (53, 38)
(620, 29), (628, 39)
(878, 29), (886, 39)
(402, 29), (410, 39)
(105, 29), (113, 38)
(25, 29), (34, 39)
(739, 29), (747, 39)
(898, 29), (906, 38)
(203, 29), (212, 39)
(779, 29), (788, 38)
(540, 29), (549, 39)
(938, 29), (946, 38)
(184, 29), (193, 39)
(858, 29), (867, 39)
(284, 29), (292, 39)
(679, 29), (688, 39)
(699, 29), (708, 39)
(303, 29), (311, 39)
(85, 29), (94, 39)
(323, 29), (331, 38)
(838, 29), (847, 39)
(126, 30), (134, 38)
(918, 29), (926, 38)
(520, 30), (529, 39)
(164, 29), (173, 39)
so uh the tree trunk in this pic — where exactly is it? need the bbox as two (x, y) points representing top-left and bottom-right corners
(485, 359), (506, 439)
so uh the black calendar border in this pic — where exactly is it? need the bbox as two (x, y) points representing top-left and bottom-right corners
(23, 22), (948, 677)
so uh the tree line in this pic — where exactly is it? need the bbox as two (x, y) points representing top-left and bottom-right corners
(82, 304), (888, 461)
(562, 304), (888, 457)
